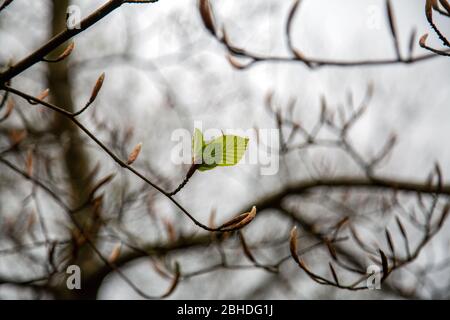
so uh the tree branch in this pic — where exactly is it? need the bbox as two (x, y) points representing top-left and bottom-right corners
(0, 0), (158, 84)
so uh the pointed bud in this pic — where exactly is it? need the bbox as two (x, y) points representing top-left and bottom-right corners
(29, 89), (49, 105)
(161, 262), (181, 298)
(108, 243), (122, 263)
(199, 0), (216, 36)
(57, 42), (75, 61)
(218, 206), (257, 231)
(289, 226), (299, 259)
(425, 0), (434, 22)
(42, 42), (75, 63)
(164, 219), (177, 243)
(88, 72), (105, 105)
(8, 129), (26, 146)
(37, 88), (49, 100)
(227, 55), (247, 70)
(419, 34), (429, 48)
(127, 142), (142, 165)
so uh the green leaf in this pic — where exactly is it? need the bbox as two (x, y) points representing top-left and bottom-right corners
(210, 135), (249, 166)
(193, 130), (249, 171)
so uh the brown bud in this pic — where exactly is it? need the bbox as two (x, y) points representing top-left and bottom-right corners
(152, 259), (172, 279)
(161, 262), (181, 298)
(37, 89), (50, 101)
(108, 243), (122, 263)
(127, 142), (142, 165)
(42, 42), (74, 63)
(29, 89), (49, 105)
(222, 27), (230, 45)
(8, 129), (26, 146)
(419, 34), (429, 48)
(218, 206), (256, 231)
(227, 55), (246, 70)
(25, 149), (33, 177)
(292, 48), (306, 60)
(199, 0), (216, 36)
(26, 210), (36, 231)
(209, 209), (216, 229)
(57, 42), (75, 61)
(289, 226), (299, 262)
(425, 0), (434, 22)
(164, 219), (177, 243)
(88, 72), (105, 104)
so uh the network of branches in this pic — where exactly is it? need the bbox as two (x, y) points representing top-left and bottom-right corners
(0, 0), (449, 299)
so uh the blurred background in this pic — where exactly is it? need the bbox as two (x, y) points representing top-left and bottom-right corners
(0, 0), (449, 299)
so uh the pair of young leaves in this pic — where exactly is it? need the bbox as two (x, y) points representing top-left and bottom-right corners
(192, 128), (249, 171)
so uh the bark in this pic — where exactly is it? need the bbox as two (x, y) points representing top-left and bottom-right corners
(48, 0), (101, 300)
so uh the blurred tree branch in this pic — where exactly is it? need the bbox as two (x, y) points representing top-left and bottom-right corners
(0, 0), (449, 300)
(198, 0), (449, 70)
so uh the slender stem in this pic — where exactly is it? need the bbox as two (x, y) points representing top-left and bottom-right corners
(169, 164), (198, 196)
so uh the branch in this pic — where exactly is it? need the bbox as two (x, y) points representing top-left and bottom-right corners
(0, 0), (14, 13)
(0, 154), (181, 300)
(199, 0), (448, 70)
(249, 176), (450, 213)
(0, 0), (158, 84)
(2, 85), (259, 233)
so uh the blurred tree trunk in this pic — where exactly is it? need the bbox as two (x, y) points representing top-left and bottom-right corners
(48, 0), (102, 300)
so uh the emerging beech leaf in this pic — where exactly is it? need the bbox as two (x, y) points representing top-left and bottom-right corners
(192, 129), (249, 172)
(208, 135), (249, 166)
